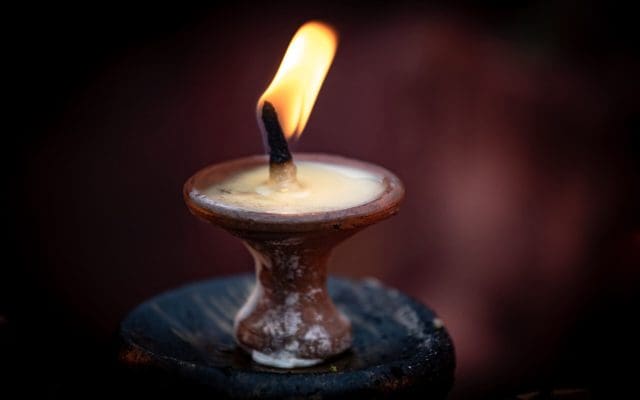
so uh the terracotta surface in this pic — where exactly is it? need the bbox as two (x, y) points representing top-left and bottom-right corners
(184, 153), (404, 363)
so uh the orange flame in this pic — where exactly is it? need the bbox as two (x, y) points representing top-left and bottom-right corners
(258, 21), (338, 140)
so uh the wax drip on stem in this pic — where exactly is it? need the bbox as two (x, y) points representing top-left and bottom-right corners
(260, 101), (299, 190)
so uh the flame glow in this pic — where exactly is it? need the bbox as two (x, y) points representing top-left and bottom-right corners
(258, 21), (338, 140)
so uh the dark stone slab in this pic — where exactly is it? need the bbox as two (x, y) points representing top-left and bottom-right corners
(119, 275), (455, 399)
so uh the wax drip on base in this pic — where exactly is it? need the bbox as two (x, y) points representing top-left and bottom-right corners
(251, 350), (322, 369)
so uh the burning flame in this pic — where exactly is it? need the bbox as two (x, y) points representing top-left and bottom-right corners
(258, 21), (338, 140)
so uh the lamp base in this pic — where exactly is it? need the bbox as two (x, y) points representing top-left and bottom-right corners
(118, 274), (455, 399)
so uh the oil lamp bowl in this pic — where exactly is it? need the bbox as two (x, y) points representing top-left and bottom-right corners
(183, 153), (404, 367)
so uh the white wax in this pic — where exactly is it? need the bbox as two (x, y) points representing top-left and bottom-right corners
(251, 350), (322, 368)
(202, 161), (384, 214)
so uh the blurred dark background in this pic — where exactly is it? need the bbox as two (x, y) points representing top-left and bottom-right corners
(3, 1), (638, 398)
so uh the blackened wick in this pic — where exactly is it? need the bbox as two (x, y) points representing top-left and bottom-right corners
(261, 101), (293, 165)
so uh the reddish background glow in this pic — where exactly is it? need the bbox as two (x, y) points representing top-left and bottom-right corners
(4, 2), (638, 398)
